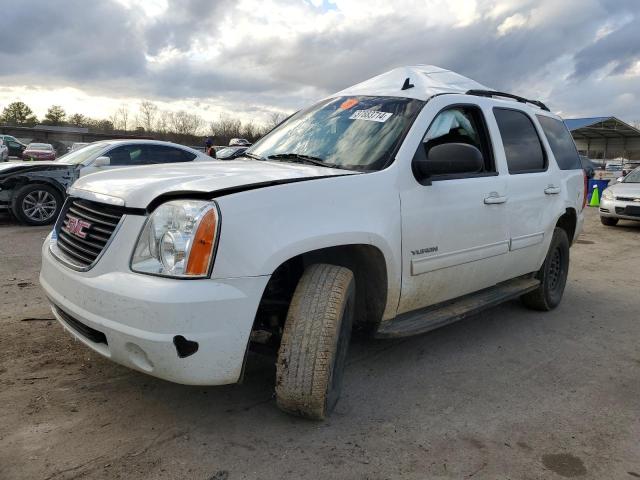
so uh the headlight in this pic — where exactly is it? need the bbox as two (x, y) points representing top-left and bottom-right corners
(601, 189), (614, 201)
(131, 200), (220, 278)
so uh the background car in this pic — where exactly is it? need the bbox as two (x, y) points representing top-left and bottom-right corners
(622, 160), (640, 177)
(216, 146), (248, 160)
(0, 139), (8, 162)
(605, 160), (623, 178)
(0, 134), (27, 158)
(579, 155), (595, 178)
(229, 138), (251, 147)
(23, 143), (56, 161)
(0, 139), (214, 226)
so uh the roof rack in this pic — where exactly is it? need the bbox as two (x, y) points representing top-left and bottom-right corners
(465, 89), (550, 112)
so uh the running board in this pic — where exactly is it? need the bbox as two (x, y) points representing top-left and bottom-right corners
(376, 277), (540, 339)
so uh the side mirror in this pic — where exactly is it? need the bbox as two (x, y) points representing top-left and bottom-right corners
(616, 176), (624, 183)
(93, 156), (110, 167)
(413, 143), (484, 183)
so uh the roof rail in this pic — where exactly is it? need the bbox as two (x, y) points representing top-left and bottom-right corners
(465, 89), (550, 112)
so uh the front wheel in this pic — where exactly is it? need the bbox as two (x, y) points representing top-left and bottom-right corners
(600, 216), (618, 226)
(276, 263), (355, 420)
(521, 228), (570, 311)
(12, 183), (63, 226)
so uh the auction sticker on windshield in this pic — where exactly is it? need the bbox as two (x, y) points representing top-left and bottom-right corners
(349, 110), (393, 122)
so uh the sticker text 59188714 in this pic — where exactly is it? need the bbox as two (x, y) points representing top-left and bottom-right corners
(349, 110), (393, 123)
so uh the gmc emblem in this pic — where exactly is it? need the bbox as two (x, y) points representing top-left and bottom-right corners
(66, 215), (91, 238)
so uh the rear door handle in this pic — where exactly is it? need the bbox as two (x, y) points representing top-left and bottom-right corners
(545, 186), (561, 195)
(484, 193), (508, 205)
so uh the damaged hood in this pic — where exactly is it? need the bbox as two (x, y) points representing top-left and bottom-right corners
(69, 158), (357, 208)
(0, 161), (72, 177)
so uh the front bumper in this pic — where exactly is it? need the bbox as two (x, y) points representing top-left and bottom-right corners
(599, 196), (640, 222)
(40, 230), (270, 385)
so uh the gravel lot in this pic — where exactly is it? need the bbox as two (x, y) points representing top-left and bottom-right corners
(1, 208), (639, 480)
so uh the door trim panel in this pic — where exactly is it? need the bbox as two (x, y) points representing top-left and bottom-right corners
(411, 240), (510, 275)
(510, 231), (544, 251)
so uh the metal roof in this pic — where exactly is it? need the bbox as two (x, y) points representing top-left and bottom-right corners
(564, 117), (611, 131)
(564, 116), (640, 140)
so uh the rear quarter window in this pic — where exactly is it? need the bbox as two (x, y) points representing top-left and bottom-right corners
(537, 115), (581, 170)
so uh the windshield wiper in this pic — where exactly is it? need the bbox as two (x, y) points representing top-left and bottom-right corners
(267, 153), (353, 171)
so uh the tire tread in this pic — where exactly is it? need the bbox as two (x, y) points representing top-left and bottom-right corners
(276, 263), (354, 419)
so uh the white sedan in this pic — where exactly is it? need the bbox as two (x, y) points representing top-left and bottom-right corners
(0, 139), (215, 225)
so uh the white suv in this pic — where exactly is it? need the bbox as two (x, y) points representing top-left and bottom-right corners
(40, 66), (586, 419)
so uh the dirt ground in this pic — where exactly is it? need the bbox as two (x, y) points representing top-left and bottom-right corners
(1, 208), (639, 480)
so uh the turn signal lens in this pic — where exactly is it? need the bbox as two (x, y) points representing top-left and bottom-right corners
(185, 208), (219, 275)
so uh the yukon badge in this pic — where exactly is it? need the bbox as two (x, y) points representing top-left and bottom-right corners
(66, 215), (91, 239)
(411, 246), (438, 256)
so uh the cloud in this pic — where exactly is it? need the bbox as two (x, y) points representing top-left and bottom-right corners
(0, 0), (639, 123)
(572, 15), (640, 78)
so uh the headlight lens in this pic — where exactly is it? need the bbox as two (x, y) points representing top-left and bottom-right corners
(131, 200), (220, 278)
(601, 189), (614, 201)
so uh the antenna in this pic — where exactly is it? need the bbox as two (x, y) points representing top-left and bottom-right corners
(401, 78), (414, 90)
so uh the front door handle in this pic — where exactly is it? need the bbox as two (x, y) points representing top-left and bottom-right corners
(545, 185), (561, 195)
(484, 193), (508, 205)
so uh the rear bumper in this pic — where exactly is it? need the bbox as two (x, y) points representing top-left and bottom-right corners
(40, 234), (270, 385)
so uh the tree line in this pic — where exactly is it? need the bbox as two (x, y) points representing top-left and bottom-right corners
(0, 101), (287, 146)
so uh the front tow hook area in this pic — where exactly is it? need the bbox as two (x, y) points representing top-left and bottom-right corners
(173, 335), (199, 358)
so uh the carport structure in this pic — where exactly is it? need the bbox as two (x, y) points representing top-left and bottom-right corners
(565, 116), (640, 162)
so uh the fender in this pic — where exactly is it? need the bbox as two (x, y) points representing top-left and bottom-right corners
(3, 174), (69, 197)
(0, 165), (77, 197)
(211, 171), (403, 321)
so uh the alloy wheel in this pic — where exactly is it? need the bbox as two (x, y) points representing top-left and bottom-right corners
(22, 190), (58, 222)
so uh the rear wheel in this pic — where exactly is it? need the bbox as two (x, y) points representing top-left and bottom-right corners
(600, 216), (618, 226)
(12, 183), (62, 226)
(275, 263), (355, 420)
(521, 228), (570, 311)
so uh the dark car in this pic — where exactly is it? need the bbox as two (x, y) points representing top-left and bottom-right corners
(0, 135), (28, 158)
(579, 155), (595, 179)
(216, 146), (249, 160)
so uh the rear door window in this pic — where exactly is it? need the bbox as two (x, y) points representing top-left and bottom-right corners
(537, 115), (581, 170)
(494, 108), (546, 174)
(138, 145), (197, 164)
(105, 145), (196, 165)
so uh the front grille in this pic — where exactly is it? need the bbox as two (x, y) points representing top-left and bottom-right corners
(616, 206), (640, 217)
(616, 196), (640, 202)
(55, 198), (125, 268)
(53, 305), (108, 345)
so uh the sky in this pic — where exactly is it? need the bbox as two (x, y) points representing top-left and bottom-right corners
(0, 0), (639, 127)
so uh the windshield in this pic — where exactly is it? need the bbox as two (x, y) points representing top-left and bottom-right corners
(623, 168), (640, 183)
(56, 142), (108, 164)
(247, 96), (425, 171)
(29, 143), (52, 150)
